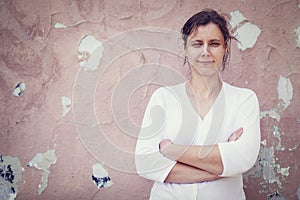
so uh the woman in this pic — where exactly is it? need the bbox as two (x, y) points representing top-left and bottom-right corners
(135, 9), (260, 199)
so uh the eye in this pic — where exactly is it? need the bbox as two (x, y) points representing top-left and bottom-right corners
(210, 42), (221, 47)
(191, 43), (202, 48)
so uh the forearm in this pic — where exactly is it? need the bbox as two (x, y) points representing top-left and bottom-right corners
(162, 144), (223, 175)
(164, 162), (221, 184)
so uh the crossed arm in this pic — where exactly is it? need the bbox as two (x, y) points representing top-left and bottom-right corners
(159, 128), (243, 183)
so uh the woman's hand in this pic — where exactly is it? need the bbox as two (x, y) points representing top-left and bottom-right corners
(227, 127), (243, 142)
(159, 139), (173, 153)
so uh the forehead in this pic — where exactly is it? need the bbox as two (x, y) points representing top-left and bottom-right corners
(188, 23), (224, 41)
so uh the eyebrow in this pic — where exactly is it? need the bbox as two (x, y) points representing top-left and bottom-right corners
(191, 39), (223, 43)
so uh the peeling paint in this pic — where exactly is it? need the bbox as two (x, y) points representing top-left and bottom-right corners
(12, 82), (26, 97)
(277, 76), (293, 110)
(230, 11), (261, 51)
(277, 166), (290, 176)
(54, 22), (67, 29)
(273, 126), (285, 151)
(260, 109), (281, 122)
(260, 76), (294, 122)
(92, 163), (113, 188)
(27, 150), (57, 195)
(297, 186), (300, 199)
(261, 139), (267, 146)
(268, 191), (286, 200)
(0, 155), (23, 200)
(61, 96), (71, 118)
(78, 35), (103, 71)
(259, 147), (282, 187)
(295, 26), (300, 48)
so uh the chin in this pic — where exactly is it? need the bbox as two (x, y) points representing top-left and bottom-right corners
(192, 67), (219, 77)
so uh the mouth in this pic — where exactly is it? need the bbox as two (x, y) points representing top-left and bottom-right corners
(196, 60), (214, 65)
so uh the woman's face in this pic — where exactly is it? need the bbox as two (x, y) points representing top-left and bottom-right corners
(185, 23), (226, 77)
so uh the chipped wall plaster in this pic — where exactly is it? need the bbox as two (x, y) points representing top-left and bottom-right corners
(277, 76), (293, 111)
(27, 150), (57, 195)
(0, 155), (23, 200)
(0, 0), (299, 199)
(260, 76), (294, 122)
(92, 163), (113, 188)
(11, 82), (25, 97)
(230, 11), (261, 51)
(268, 192), (287, 200)
(54, 22), (67, 29)
(259, 147), (282, 188)
(61, 96), (71, 118)
(78, 35), (104, 71)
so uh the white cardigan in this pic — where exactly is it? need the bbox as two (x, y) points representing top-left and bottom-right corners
(135, 81), (261, 200)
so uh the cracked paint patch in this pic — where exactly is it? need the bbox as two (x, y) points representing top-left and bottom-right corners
(230, 11), (261, 51)
(256, 146), (291, 189)
(12, 82), (26, 97)
(61, 96), (71, 118)
(54, 22), (67, 29)
(0, 155), (23, 200)
(260, 76), (293, 122)
(259, 147), (282, 188)
(78, 35), (103, 71)
(27, 150), (57, 195)
(92, 163), (113, 188)
(295, 26), (300, 48)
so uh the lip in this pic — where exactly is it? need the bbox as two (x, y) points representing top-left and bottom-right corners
(197, 61), (214, 65)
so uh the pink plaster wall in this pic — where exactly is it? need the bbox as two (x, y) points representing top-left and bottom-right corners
(0, 0), (300, 199)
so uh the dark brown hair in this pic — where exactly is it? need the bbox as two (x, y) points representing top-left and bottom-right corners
(181, 9), (235, 70)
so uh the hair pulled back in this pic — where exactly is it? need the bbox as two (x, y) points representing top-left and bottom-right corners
(181, 9), (234, 70)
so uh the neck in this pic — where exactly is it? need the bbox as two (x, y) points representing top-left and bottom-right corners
(189, 73), (222, 99)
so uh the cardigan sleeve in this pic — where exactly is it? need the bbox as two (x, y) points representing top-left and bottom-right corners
(218, 89), (261, 177)
(135, 88), (176, 183)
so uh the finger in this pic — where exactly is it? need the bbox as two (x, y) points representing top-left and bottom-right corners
(233, 130), (243, 141)
(228, 128), (244, 142)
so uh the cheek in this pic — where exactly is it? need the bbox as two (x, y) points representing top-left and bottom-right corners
(212, 49), (225, 59)
(185, 48), (198, 59)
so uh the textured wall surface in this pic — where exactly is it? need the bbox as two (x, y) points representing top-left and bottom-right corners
(0, 0), (299, 199)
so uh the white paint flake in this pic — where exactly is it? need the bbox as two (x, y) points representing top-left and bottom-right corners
(92, 163), (113, 188)
(54, 22), (67, 29)
(230, 11), (245, 28)
(277, 75), (293, 110)
(0, 155), (23, 200)
(278, 166), (290, 176)
(78, 35), (103, 71)
(61, 96), (71, 118)
(273, 125), (285, 151)
(260, 109), (281, 122)
(261, 139), (267, 146)
(260, 76), (294, 122)
(27, 150), (57, 195)
(259, 147), (282, 188)
(230, 11), (261, 51)
(12, 82), (26, 97)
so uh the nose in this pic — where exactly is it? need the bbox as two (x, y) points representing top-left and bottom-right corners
(201, 44), (210, 57)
